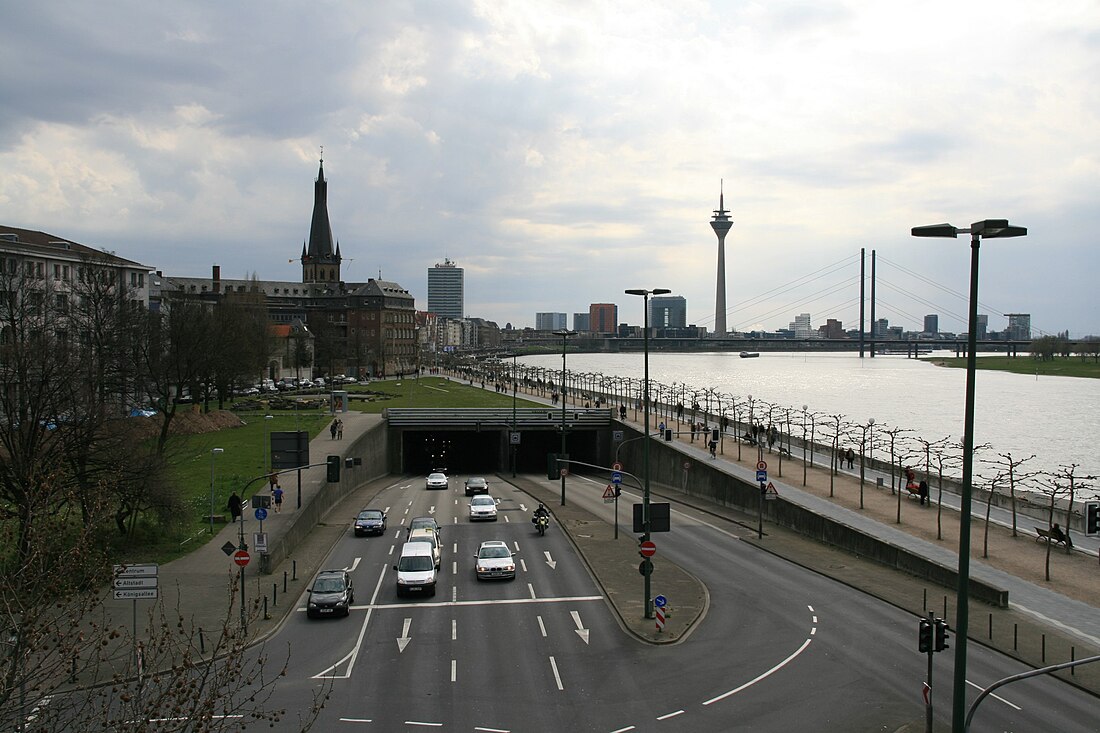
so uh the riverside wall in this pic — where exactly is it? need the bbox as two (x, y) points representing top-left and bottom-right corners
(259, 420), (390, 574)
(616, 425), (1011, 608)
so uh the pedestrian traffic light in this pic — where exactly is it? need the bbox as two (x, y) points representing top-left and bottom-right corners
(918, 618), (933, 653)
(934, 619), (950, 652)
(1086, 502), (1100, 536)
(326, 455), (340, 483)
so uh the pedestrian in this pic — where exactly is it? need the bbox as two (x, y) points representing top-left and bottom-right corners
(676, 402), (684, 420)
(845, 447), (855, 469)
(917, 480), (929, 506)
(619, 404), (627, 420)
(272, 485), (284, 512)
(709, 439), (717, 459)
(330, 420), (338, 440)
(227, 492), (242, 523)
(690, 422), (697, 441)
(337, 419), (344, 440)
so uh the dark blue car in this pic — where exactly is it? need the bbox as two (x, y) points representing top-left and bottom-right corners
(354, 508), (387, 537)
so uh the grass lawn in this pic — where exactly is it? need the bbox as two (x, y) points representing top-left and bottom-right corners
(135, 377), (544, 562)
(922, 355), (1100, 379)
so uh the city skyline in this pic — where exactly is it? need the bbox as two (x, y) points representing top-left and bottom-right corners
(2, 3), (1097, 336)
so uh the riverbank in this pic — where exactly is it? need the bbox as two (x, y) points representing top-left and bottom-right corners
(924, 354), (1100, 379)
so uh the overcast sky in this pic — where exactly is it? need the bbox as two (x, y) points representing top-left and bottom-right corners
(2, 1), (1097, 336)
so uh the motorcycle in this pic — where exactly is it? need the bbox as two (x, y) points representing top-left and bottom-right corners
(534, 514), (549, 536)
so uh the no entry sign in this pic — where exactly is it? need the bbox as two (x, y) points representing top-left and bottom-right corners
(232, 549), (250, 567)
(639, 540), (656, 557)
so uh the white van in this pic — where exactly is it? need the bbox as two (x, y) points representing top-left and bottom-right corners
(394, 542), (437, 597)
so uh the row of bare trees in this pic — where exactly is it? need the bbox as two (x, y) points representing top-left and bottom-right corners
(0, 255), (317, 729)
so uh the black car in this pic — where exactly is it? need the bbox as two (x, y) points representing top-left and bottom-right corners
(306, 569), (354, 618)
(464, 477), (489, 496)
(354, 508), (387, 537)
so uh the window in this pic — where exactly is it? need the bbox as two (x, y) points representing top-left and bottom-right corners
(55, 294), (67, 312)
(54, 264), (61, 280)
(63, 265), (70, 281)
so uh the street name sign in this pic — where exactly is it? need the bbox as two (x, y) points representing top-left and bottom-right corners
(112, 577), (158, 589)
(113, 563), (158, 577)
(113, 589), (158, 600)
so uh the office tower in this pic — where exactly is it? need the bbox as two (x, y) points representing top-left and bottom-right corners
(573, 313), (590, 332)
(536, 312), (567, 330)
(589, 303), (618, 334)
(924, 314), (939, 334)
(427, 259), (464, 319)
(650, 295), (687, 329)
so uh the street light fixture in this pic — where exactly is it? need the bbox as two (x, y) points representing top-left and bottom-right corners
(625, 287), (671, 620)
(913, 218), (1026, 732)
(552, 330), (576, 505)
(209, 447), (224, 534)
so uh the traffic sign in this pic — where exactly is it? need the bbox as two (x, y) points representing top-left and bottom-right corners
(611, 471), (622, 484)
(510, 431), (521, 445)
(602, 485), (617, 502)
(221, 541), (237, 556)
(113, 589), (158, 600)
(756, 460), (768, 471)
(253, 532), (268, 552)
(254, 507), (268, 521)
(112, 577), (158, 589)
(233, 550), (251, 567)
(682, 461), (691, 471)
(653, 594), (667, 608)
(639, 540), (657, 557)
(756, 470), (767, 483)
(560, 468), (568, 477)
(113, 563), (158, 577)
(765, 482), (779, 500)
(612, 461), (623, 471)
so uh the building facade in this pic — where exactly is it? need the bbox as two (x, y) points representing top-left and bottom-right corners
(923, 314), (939, 334)
(650, 295), (687, 329)
(573, 312), (590, 332)
(589, 303), (618, 335)
(535, 312), (567, 331)
(427, 259), (464, 320)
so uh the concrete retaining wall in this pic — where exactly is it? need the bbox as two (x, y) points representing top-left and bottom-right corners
(618, 427), (1010, 608)
(259, 421), (390, 574)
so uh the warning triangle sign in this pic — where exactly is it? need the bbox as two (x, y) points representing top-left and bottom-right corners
(765, 482), (779, 495)
(602, 484), (617, 499)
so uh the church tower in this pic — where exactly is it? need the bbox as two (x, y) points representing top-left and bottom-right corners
(301, 157), (342, 284)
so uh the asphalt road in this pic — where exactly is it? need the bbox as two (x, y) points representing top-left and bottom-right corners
(255, 475), (1099, 732)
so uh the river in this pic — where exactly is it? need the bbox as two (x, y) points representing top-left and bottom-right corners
(518, 351), (1100, 499)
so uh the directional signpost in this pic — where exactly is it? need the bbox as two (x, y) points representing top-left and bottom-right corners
(113, 563), (158, 670)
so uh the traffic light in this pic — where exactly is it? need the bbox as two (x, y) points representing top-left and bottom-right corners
(326, 455), (341, 483)
(1086, 502), (1100, 536)
(918, 618), (932, 653)
(711, 428), (720, 442)
(934, 619), (950, 652)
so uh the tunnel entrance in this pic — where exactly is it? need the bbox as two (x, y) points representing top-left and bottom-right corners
(399, 429), (602, 475)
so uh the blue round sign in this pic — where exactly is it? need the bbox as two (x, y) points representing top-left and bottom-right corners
(611, 471), (622, 484)
(653, 594), (667, 608)
(254, 507), (268, 521)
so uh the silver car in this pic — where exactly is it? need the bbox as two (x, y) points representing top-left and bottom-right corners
(425, 472), (449, 490)
(475, 540), (517, 581)
(468, 494), (498, 521)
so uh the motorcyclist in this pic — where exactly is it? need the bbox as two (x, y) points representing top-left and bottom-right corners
(532, 503), (550, 525)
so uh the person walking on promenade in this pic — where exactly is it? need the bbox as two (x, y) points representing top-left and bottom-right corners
(845, 447), (855, 469)
(337, 419), (344, 440)
(708, 438), (717, 459)
(917, 480), (929, 506)
(690, 422), (697, 442)
(227, 492), (242, 523)
(330, 420), (338, 440)
(619, 404), (627, 420)
(272, 485), (284, 512)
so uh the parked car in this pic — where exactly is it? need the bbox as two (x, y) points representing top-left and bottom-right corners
(306, 569), (354, 618)
(425, 472), (449, 490)
(314, 377), (326, 388)
(354, 508), (386, 537)
(299, 379), (314, 389)
(468, 494), (498, 522)
(474, 540), (517, 581)
(464, 477), (489, 496)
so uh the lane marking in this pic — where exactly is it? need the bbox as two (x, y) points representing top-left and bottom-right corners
(453, 542), (458, 553)
(610, 726), (636, 732)
(966, 679), (1021, 710)
(548, 655), (564, 691)
(702, 638), (813, 705)
(312, 566), (388, 679)
(452, 586), (457, 602)
(338, 718), (372, 723)
(345, 557), (361, 572)
(570, 610), (590, 644)
(657, 710), (684, 720)
(474, 727), (511, 732)
(1012, 603), (1100, 647)
(537, 615), (547, 637)
(519, 559), (528, 573)
(451, 619), (457, 641)
(451, 659), (457, 683)
(388, 545), (394, 556)
(404, 722), (443, 728)
(314, 594), (604, 612)
(397, 618), (412, 653)
(452, 561), (457, 574)
(528, 583), (537, 599)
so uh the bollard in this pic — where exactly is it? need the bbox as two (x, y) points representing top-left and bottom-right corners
(943, 596), (948, 619)
(1071, 647), (1076, 676)
(199, 628), (205, 655)
(1042, 634), (1046, 663)
(263, 596), (271, 620)
(922, 588), (927, 612)
(283, 570), (288, 593)
(1014, 623), (1018, 651)
(988, 613), (992, 640)
(293, 560), (297, 581)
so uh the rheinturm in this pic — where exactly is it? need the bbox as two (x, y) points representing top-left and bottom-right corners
(709, 182), (732, 336)
(301, 158), (342, 284)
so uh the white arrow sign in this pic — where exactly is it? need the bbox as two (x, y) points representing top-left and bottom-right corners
(397, 618), (413, 653)
(543, 551), (557, 570)
(570, 610), (590, 645)
(344, 557), (361, 573)
(428, 506), (436, 515)
(519, 503), (528, 512)
(112, 577), (158, 589)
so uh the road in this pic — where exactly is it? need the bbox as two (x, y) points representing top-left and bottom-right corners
(257, 474), (1098, 732)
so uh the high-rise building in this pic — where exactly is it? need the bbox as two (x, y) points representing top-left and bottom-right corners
(650, 295), (687, 329)
(1005, 313), (1031, 340)
(589, 303), (618, 335)
(427, 259), (463, 320)
(573, 312), (590, 332)
(789, 313), (813, 338)
(535, 312), (567, 330)
(709, 183), (732, 336)
(976, 314), (989, 340)
(923, 314), (939, 334)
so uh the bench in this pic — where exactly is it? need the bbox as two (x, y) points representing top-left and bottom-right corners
(202, 514), (228, 524)
(1034, 527), (1068, 547)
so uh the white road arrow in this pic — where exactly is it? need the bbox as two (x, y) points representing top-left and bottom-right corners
(544, 551), (557, 570)
(344, 557), (361, 573)
(519, 503), (528, 512)
(570, 610), (589, 645)
(428, 506), (436, 515)
(397, 618), (412, 653)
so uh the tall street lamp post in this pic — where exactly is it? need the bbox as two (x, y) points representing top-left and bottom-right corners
(511, 353), (518, 477)
(913, 218), (1026, 732)
(209, 447), (224, 534)
(553, 330), (576, 505)
(626, 287), (670, 620)
(263, 414), (274, 472)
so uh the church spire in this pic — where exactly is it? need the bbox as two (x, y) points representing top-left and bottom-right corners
(301, 153), (342, 284)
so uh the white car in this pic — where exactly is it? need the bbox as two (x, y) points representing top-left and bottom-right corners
(425, 472), (449, 490)
(474, 540), (516, 581)
(407, 528), (442, 569)
(468, 494), (498, 521)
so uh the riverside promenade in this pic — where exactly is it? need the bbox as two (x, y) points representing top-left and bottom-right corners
(129, 379), (1099, 698)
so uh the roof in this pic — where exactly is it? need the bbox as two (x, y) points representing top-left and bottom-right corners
(0, 225), (152, 270)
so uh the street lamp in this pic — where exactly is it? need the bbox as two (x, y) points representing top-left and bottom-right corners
(510, 353), (518, 477)
(263, 414), (274, 472)
(626, 287), (671, 620)
(802, 404), (809, 486)
(553, 330), (576, 505)
(209, 447), (224, 534)
(913, 218), (1026, 731)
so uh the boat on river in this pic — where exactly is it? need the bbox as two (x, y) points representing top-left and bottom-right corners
(739, 351), (760, 358)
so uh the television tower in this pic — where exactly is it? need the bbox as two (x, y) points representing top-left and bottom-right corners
(709, 181), (732, 336)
